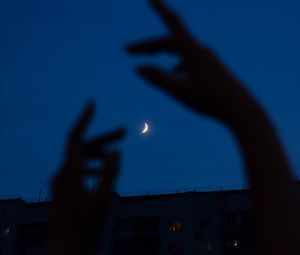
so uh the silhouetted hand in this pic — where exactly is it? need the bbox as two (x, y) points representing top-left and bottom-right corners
(127, 0), (259, 125)
(46, 103), (125, 255)
(127, 1), (300, 254)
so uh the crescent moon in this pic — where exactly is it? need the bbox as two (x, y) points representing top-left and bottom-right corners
(141, 122), (149, 134)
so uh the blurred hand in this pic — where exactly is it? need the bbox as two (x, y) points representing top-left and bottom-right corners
(48, 103), (125, 254)
(127, 0), (259, 125)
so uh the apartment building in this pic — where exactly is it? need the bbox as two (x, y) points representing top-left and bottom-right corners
(0, 189), (256, 255)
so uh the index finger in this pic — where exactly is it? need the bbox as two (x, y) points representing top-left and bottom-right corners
(150, 0), (189, 38)
(68, 102), (95, 146)
(83, 128), (126, 158)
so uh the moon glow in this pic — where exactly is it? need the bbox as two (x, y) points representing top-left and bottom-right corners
(141, 122), (149, 134)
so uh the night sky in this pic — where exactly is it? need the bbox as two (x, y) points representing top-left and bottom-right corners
(1, 0), (300, 200)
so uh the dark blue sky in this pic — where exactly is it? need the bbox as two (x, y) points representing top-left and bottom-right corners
(1, 0), (300, 200)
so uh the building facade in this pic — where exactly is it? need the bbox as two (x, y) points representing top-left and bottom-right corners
(0, 190), (257, 255)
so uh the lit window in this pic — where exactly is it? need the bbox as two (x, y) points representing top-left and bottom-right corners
(233, 239), (240, 248)
(169, 220), (182, 233)
(2, 227), (10, 236)
(224, 238), (241, 248)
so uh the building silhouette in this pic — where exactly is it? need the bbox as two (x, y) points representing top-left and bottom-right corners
(0, 189), (257, 255)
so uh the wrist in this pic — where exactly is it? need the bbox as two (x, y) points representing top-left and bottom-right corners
(223, 99), (269, 133)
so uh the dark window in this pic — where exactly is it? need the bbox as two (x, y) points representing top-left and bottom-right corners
(20, 223), (48, 245)
(113, 238), (133, 253)
(134, 237), (160, 254)
(199, 217), (212, 227)
(135, 217), (160, 234)
(113, 238), (160, 255)
(241, 211), (254, 225)
(168, 240), (184, 255)
(114, 217), (160, 237)
(197, 239), (212, 251)
(113, 218), (135, 236)
(224, 211), (255, 227)
(225, 212), (242, 225)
